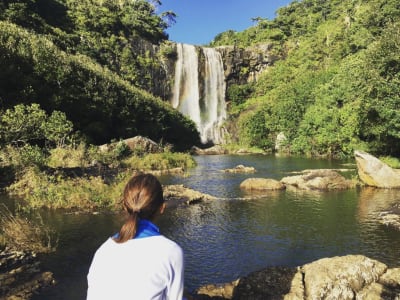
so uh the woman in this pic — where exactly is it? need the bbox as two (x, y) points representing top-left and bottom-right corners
(87, 173), (185, 300)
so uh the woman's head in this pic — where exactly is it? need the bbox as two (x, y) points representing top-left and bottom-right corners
(114, 173), (165, 243)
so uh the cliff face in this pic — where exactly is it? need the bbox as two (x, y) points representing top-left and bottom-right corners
(129, 38), (176, 101)
(216, 44), (278, 86)
(147, 42), (277, 102)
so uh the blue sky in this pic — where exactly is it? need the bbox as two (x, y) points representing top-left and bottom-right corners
(158, 0), (293, 45)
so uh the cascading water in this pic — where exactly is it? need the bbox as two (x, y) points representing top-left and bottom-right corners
(171, 43), (226, 144)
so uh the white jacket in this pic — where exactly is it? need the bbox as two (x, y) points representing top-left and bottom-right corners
(87, 236), (184, 300)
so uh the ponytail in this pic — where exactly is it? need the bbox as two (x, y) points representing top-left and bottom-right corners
(113, 173), (164, 244)
(113, 212), (139, 243)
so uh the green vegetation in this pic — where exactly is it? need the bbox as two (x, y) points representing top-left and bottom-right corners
(5, 147), (196, 210)
(0, 102), (196, 210)
(0, 22), (199, 149)
(211, 0), (400, 158)
(0, 0), (199, 149)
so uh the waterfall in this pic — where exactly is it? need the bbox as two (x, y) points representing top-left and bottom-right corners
(171, 43), (226, 144)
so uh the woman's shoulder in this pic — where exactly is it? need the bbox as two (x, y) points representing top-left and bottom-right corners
(153, 235), (183, 251)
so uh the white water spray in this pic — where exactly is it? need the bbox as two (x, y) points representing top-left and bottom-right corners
(171, 43), (226, 144)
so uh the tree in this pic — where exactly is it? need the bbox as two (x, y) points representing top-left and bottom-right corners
(0, 103), (73, 147)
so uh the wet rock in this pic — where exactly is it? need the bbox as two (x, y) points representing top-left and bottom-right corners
(355, 150), (400, 188)
(240, 178), (285, 191)
(0, 248), (55, 300)
(223, 165), (256, 173)
(281, 169), (354, 190)
(163, 184), (216, 206)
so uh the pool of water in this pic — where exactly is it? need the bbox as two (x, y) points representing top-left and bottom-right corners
(5, 154), (398, 299)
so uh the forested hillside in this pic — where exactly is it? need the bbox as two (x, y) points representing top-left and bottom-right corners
(0, 0), (198, 149)
(213, 0), (400, 157)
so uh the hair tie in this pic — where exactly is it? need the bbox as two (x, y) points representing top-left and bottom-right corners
(127, 207), (140, 214)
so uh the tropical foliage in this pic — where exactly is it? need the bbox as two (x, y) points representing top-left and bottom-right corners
(212, 0), (400, 157)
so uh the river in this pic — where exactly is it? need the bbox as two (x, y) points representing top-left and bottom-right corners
(8, 154), (398, 299)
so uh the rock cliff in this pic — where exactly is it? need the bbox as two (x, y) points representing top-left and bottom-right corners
(147, 42), (276, 101)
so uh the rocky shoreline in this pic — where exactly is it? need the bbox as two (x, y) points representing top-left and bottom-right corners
(0, 248), (55, 300)
(193, 255), (400, 299)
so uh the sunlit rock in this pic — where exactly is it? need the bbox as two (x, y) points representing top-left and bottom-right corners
(355, 150), (400, 188)
(302, 255), (387, 299)
(281, 169), (354, 190)
(223, 165), (256, 173)
(240, 178), (285, 190)
(163, 184), (216, 206)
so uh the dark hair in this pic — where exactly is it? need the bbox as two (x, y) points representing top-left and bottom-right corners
(113, 173), (164, 243)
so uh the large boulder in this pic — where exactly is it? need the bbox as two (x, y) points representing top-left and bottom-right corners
(355, 150), (400, 188)
(281, 169), (354, 190)
(302, 255), (387, 299)
(194, 255), (400, 300)
(240, 178), (286, 191)
(99, 136), (162, 154)
(123, 136), (162, 153)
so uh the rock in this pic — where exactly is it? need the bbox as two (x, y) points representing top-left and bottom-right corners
(194, 255), (400, 300)
(379, 212), (400, 230)
(163, 184), (216, 206)
(355, 150), (400, 188)
(196, 280), (239, 299)
(302, 255), (387, 299)
(191, 145), (228, 155)
(216, 44), (277, 85)
(223, 165), (256, 173)
(281, 169), (354, 190)
(0, 248), (55, 299)
(99, 136), (162, 154)
(275, 132), (287, 152)
(232, 266), (299, 300)
(123, 136), (162, 153)
(240, 178), (286, 191)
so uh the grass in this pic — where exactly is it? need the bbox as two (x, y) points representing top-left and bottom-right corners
(123, 151), (196, 170)
(379, 156), (400, 169)
(5, 150), (196, 211)
(0, 204), (57, 252)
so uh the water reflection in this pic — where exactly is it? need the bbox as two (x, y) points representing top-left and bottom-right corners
(357, 187), (400, 220)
